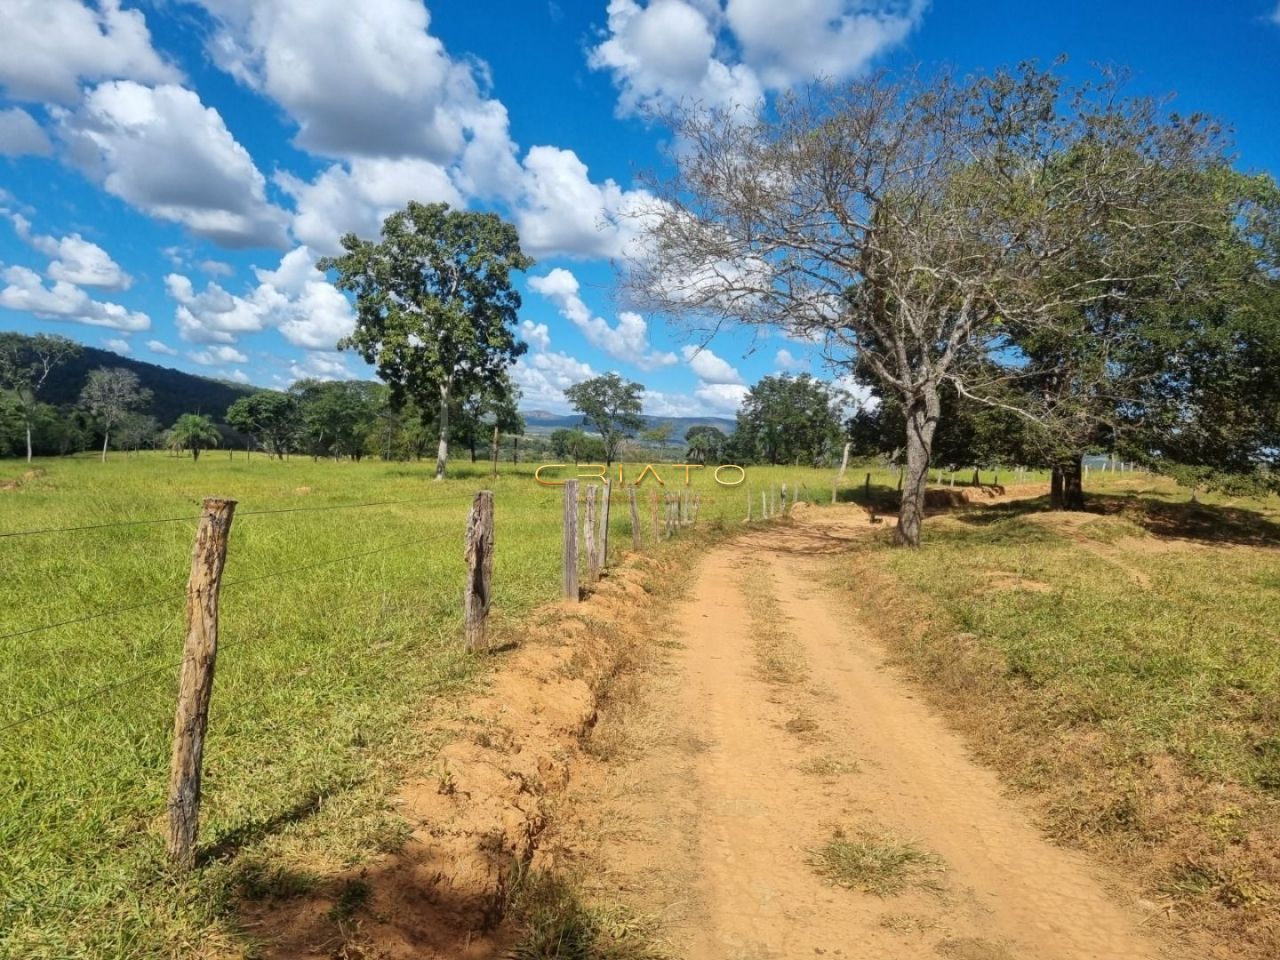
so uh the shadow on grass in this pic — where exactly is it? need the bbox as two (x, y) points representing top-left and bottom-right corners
(952, 492), (1280, 548)
(200, 786), (349, 867)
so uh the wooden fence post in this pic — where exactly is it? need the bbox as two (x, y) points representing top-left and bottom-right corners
(628, 485), (642, 550)
(584, 484), (601, 581)
(762, 489), (769, 520)
(563, 480), (579, 601)
(781, 483), (788, 515)
(598, 479), (612, 573)
(167, 496), (237, 869)
(746, 487), (753, 521)
(463, 490), (494, 652)
(650, 490), (660, 543)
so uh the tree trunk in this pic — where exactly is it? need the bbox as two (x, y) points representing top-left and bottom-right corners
(469, 438), (477, 462)
(1050, 457), (1085, 510)
(434, 384), (451, 480)
(490, 424), (500, 478)
(513, 436), (519, 464)
(837, 441), (851, 481)
(102, 430), (110, 462)
(893, 387), (940, 548)
(193, 448), (201, 462)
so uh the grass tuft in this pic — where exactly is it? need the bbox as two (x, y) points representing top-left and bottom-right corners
(809, 826), (945, 896)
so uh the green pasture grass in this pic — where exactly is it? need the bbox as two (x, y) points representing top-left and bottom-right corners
(834, 479), (1280, 953)
(0, 449), (1072, 955)
(0, 452), (857, 957)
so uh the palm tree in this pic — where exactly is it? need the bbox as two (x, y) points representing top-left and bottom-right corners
(170, 414), (221, 462)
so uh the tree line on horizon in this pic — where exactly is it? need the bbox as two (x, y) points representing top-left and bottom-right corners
(4, 63), (1278, 545)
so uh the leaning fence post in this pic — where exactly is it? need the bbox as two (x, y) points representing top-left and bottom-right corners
(628, 485), (642, 550)
(584, 484), (601, 581)
(598, 479), (612, 572)
(563, 480), (579, 600)
(167, 496), (237, 869)
(463, 490), (495, 652)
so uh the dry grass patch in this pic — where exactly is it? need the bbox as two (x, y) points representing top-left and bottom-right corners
(809, 826), (945, 896)
(736, 562), (808, 686)
(799, 755), (861, 777)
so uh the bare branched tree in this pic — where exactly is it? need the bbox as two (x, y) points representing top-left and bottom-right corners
(628, 62), (1226, 544)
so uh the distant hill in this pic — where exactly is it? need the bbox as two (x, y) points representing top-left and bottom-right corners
(522, 409), (736, 442)
(25, 342), (258, 426)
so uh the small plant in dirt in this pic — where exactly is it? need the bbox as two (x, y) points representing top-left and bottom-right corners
(799, 756), (861, 777)
(809, 827), (945, 896)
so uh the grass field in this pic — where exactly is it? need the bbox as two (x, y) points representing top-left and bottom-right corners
(1, 451), (917, 958)
(837, 475), (1280, 956)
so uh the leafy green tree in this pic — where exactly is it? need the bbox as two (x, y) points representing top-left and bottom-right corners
(564, 373), (645, 467)
(290, 379), (382, 461)
(731, 375), (843, 466)
(80, 367), (150, 461)
(550, 427), (591, 463)
(319, 201), (533, 480)
(0, 333), (81, 462)
(633, 63), (1229, 544)
(170, 413), (221, 461)
(684, 425), (728, 463)
(226, 391), (300, 459)
(115, 414), (161, 455)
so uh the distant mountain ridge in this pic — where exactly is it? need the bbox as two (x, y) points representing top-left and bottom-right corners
(521, 409), (737, 439)
(9, 336), (735, 437)
(24, 342), (258, 427)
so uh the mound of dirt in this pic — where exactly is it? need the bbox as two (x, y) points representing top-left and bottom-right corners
(239, 561), (668, 959)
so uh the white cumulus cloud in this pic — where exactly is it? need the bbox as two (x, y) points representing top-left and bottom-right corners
(589, 0), (925, 118)
(63, 81), (290, 249)
(0, 0), (180, 103)
(146, 339), (178, 356)
(0, 265), (149, 330)
(103, 336), (131, 354)
(530, 267), (676, 370)
(681, 344), (743, 384)
(189, 344), (248, 365)
(515, 146), (657, 260)
(165, 246), (355, 350)
(0, 107), (53, 157)
(278, 158), (463, 256)
(8, 213), (132, 290)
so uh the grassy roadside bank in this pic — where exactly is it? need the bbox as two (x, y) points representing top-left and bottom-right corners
(0, 453), (772, 957)
(831, 479), (1280, 958)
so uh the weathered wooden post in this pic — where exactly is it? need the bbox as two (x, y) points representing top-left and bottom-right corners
(628, 485), (642, 550)
(650, 490), (660, 543)
(563, 480), (579, 600)
(598, 479), (612, 572)
(167, 496), (237, 869)
(762, 489), (769, 520)
(781, 483), (788, 515)
(463, 490), (495, 652)
(584, 484), (601, 581)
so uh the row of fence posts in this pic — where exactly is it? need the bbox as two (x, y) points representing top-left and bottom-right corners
(170, 476), (812, 865)
(166, 490), (499, 869)
(560, 479), (708, 601)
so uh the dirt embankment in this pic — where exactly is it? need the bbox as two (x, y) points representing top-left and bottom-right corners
(238, 554), (675, 959)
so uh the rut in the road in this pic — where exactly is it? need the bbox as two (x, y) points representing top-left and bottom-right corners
(553, 509), (1175, 960)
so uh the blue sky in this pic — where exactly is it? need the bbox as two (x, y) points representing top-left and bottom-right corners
(1, 1), (1277, 416)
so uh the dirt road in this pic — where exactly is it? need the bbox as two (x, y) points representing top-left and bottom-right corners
(560, 506), (1174, 960)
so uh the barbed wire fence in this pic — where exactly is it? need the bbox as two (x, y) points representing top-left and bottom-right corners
(0, 473), (800, 876)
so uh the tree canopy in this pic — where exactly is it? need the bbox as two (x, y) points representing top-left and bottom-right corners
(320, 201), (532, 479)
(564, 373), (645, 467)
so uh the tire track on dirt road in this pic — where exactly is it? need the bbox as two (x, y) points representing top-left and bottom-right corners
(574, 507), (1177, 960)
